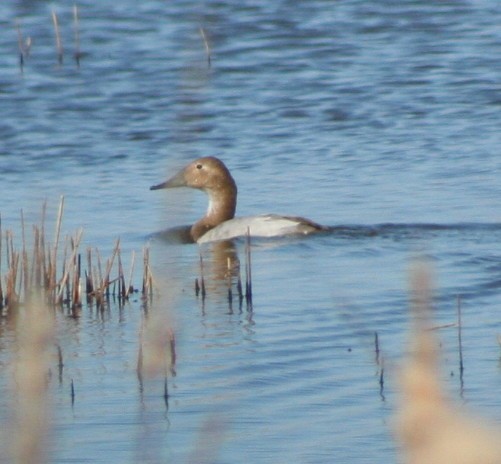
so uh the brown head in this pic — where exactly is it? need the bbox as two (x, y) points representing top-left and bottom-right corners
(151, 157), (238, 241)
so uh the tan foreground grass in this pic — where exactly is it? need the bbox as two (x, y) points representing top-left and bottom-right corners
(396, 263), (501, 464)
(8, 299), (54, 464)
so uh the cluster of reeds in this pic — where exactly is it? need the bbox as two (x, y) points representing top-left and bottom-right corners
(0, 197), (154, 314)
(16, 4), (82, 71)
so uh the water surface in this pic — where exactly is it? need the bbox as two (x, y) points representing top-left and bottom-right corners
(1, 0), (500, 462)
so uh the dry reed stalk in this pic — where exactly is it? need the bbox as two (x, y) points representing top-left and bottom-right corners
(198, 253), (206, 300)
(199, 27), (211, 68)
(457, 296), (464, 379)
(396, 262), (501, 464)
(93, 248), (104, 305)
(72, 253), (81, 307)
(30, 226), (40, 290)
(15, 21), (25, 71)
(10, 299), (54, 464)
(73, 4), (81, 66)
(244, 230), (252, 307)
(103, 239), (120, 292)
(61, 239), (70, 303)
(125, 250), (135, 299)
(4, 231), (20, 310)
(15, 21), (31, 70)
(51, 9), (63, 64)
(226, 256), (233, 310)
(85, 247), (93, 296)
(91, 264), (101, 307)
(67, 237), (82, 308)
(119, 248), (125, 298)
(142, 247), (154, 299)
(54, 229), (83, 306)
(40, 201), (48, 289)
(16, 20), (23, 58)
(142, 247), (148, 295)
(20, 210), (28, 299)
(49, 196), (64, 294)
(236, 273), (243, 306)
(374, 331), (380, 364)
(136, 325), (144, 382)
(56, 344), (64, 382)
(117, 246), (126, 299)
(95, 256), (103, 295)
(70, 379), (75, 406)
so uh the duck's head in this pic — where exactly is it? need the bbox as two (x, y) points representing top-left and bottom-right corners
(150, 157), (238, 241)
(150, 156), (237, 194)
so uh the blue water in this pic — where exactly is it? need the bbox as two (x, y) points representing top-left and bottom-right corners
(1, 0), (500, 462)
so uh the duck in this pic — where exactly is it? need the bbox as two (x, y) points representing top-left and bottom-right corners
(150, 156), (326, 244)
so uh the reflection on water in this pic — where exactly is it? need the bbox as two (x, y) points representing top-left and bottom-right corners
(200, 240), (242, 286)
(153, 225), (195, 244)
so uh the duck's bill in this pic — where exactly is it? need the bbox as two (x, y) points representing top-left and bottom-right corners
(150, 171), (186, 190)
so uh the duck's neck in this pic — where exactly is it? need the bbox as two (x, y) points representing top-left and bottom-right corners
(191, 184), (237, 241)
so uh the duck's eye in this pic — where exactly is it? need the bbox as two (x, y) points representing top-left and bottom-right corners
(196, 164), (203, 170)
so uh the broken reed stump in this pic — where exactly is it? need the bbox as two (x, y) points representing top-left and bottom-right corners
(0, 200), (154, 313)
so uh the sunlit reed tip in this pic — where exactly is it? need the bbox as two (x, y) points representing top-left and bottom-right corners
(51, 9), (64, 65)
(199, 27), (211, 68)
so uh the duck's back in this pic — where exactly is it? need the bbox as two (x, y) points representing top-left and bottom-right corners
(197, 214), (326, 243)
